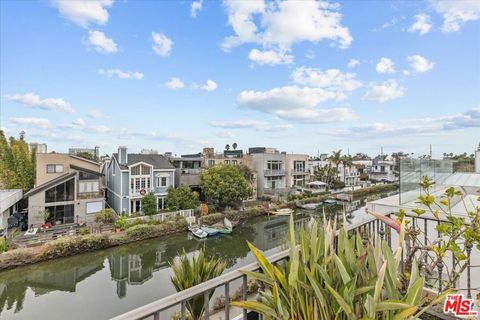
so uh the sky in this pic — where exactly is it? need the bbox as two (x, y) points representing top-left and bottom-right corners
(0, 0), (479, 158)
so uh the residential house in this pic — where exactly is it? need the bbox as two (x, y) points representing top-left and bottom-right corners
(246, 148), (309, 196)
(106, 147), (176, 215)
(24, 153), (105, 227)
(370, 156), (397, 182)
(308, 157), (360, 186)
(165, 153), (203, 189)
(0, 189), (23, 229)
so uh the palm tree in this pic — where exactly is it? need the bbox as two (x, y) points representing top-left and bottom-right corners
(232, 142), (237, 150)
(225, 144), (230, 151)
(329, 149), (342, 181)
(170, 249), (226, 320)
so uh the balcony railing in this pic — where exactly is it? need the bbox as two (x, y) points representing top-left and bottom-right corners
(77, 191), (104, 200)
(130, 188), (154, 197)
(110, 211), (475, 320)
(264, 169), (286, 176)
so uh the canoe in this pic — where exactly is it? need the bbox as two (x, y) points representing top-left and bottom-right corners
(201, 226), (219, 236)
(190, 227), (208, 239)
(271, 208), (294, 216)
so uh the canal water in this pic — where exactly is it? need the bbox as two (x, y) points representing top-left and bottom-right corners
(0, 191), (397, 320)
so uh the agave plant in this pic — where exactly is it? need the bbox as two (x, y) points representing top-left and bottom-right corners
(170, 249), (226, 320)
(231, 215), (450, 319)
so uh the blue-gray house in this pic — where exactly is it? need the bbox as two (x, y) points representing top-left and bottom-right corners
(105, 146), (176, 215)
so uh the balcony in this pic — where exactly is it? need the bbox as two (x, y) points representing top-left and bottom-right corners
(130, 188), (154, 197)
(77, 191), (104, 200)
(292, 169), (309, 175)
(264, 169), (286, 176)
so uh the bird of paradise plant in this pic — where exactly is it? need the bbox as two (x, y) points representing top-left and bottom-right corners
(231, 215), (450, 319)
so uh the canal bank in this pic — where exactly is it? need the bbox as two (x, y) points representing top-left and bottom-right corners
(0, 190), (397, 320)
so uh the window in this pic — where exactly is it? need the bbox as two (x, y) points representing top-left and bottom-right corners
(79, 171), (98, 180)
(79, 181), (99, 193)
(45, 179), (75, 203)
(47, 164), (64, 173)
(157, 197), (165, 210)
(294, 161), (305, 172)
(208, 160), (215, 166)
(157, 176), (168, 187)
(45, 204), (74, 224)
(267, 160), (282, 171)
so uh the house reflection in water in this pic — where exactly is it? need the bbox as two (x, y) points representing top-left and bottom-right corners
(108, 244), (167, 298)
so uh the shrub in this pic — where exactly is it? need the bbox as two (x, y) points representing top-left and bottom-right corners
(94, 208), (116, 224)
(141, 192), (157, 216)
(125, 224), (157, 240)
(0, 238), (6, 253)
(115, 215), (128, 230)
(0, 248), (37, 265)
(199, 213), (223, 225)
(79, 227), (90, 235)
(42, 234), (111, 259)
(125, 218), (145, 229)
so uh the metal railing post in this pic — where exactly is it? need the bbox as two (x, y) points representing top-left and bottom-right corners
(225, 282), (230, 320)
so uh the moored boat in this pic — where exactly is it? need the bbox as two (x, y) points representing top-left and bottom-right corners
(189, 226), (208, 239)
(324, 199), (337, 205)
(216, 217), (233, 234)
(271, 208), (294, 216)
(200, 226), (219, 236)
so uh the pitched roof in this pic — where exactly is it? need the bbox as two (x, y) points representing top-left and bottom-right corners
(24, 172), (76, 198)
(112, 153), (175, 170)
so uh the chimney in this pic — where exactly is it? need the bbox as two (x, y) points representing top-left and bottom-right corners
(475, 142), (480, 173)
(118, 146), (128, 165)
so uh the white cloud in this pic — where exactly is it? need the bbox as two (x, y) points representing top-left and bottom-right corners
(190, 0), (203, 17)
(237, 86), (356, 123)
(291, 67), (362, 92)
(222, 0), (352, 52)
(91, 125), (111, 133)
(5, 92), (75, 113)
(165, 77), (185, 89)
(215, 131), (236, 138)
(407, 55), (435, 73)
(88, 110), (104, 119)
(334, 107), (480, 138)
(210, 120), (293, 132)
(98, 68), (144, 80)
(196, 79), (218, 91)
(430, 0), (480, 32)
(72, 118), (86, 127)
(363, 80), (405, 103)
(376, 57), (396, 74)
(51, 0), (114, 28)
(347, 59), (359, 68)
(10, 117), (52, 129)
(87, 30), (117, 54)
(152, 32), (173, 56)
(408, 14), (432, 35)
(248, 48), (293, 65)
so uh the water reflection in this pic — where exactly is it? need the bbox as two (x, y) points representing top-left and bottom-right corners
(0, 191), (396, 319)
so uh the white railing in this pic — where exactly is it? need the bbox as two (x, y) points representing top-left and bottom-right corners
(125, 209), (194, 223)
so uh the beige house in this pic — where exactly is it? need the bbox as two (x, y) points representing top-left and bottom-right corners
(25, 154), (105, 227)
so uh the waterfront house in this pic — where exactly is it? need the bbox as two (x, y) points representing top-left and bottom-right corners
(0, 189), (23, 229)
(308, 156), (360, 187)
(165, 152), (203, 190)
(106, 146), (176, 215)
(24, 153), (105, 227)
(369, 156), (397, 182)
(246, 147), (309, 196)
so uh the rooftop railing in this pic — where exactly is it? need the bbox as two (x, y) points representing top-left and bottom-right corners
(110, 211), (476, 320)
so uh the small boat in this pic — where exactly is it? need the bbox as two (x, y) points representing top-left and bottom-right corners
(271, 208), (294, 216)
(296, 202), (322, 210)
(324, 199), (337, 205)
(189, 227), (208, 239)
(216, 218), (233, 234)
(201, 226), (219, 236)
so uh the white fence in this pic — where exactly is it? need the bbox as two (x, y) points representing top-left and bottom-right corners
(124, 209), (195, 224)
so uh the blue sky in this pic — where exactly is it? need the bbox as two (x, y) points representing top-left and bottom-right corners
(1, 0), (479, 157)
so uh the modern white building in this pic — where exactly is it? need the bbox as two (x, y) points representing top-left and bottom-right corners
(246, 148), (309, 196)
(369, 156), (397, 182)
(308, 157), (360, 186)
(0, 189), (23, 229)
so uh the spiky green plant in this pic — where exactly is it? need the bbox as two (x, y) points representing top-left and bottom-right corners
(232, 215), (450, 319)
(170, 249), (226, 320)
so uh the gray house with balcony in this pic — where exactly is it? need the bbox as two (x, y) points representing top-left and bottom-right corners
(106, 147), (176, 215)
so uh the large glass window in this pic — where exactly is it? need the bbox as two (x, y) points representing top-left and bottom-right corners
(45, 204), (74, 224)
(45, 179), (75, 203)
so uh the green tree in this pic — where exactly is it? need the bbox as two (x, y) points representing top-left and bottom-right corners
(141, 192), (157, 216)
(328, 149), (342, 175)
(340, 155), (353, 184)
(75, 151), (95, 161)
(225, 144), (230, 151)
(165, 186), (200, 211)
(0, 130), (35, 191)
(200, 165), (251, 209)
(352, 152), (370, 160)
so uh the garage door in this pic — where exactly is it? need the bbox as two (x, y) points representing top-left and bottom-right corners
(86, 201), (103, 214)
